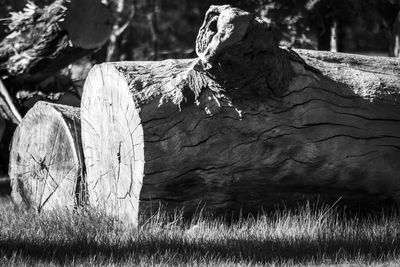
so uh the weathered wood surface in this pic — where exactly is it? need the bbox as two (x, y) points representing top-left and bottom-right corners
(295, 49), (400, 103)
(9, 101), (85, 211)
(81, 5), (400, 219)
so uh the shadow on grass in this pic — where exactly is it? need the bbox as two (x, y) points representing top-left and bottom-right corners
(1, 199), (399, 264)
(0, 230), (399, 264)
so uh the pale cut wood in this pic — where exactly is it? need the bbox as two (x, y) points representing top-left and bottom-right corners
(9, 101), (85, 211)
(81, 64), (144, 226)
(81, 5), (400, 218)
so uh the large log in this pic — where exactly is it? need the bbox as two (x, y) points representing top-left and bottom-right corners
(81, 5), (400, 222)
(9, 101), (85, 211)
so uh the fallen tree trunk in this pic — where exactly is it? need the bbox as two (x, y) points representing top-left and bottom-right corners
(9, 101), (85, 211)
(81, 5), (400, 222)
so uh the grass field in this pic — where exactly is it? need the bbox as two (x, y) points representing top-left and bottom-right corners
(0, 197), (400, 266)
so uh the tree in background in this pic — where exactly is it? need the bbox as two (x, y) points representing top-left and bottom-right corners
(256, 0), (400, 55)
(257, 0), (318, 49)
(358, 0), (400, 56)
(3, 0), (400, 59)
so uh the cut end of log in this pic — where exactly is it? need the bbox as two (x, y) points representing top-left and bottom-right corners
(81, 64), (144, 226)
(62, 0), (114, 49)
(9, 101), (84, 212)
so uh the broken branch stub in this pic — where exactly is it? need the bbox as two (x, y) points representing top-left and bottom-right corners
(196, 5), (292, 97)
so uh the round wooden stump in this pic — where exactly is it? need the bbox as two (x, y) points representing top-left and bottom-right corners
(81, 64), (144, 226)
(9, 101), (85, 212)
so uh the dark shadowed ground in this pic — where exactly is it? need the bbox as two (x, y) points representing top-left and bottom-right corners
(0, 198), (399, 266)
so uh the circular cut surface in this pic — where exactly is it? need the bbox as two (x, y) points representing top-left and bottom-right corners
(62, 0), (113, 49)
(81, 64), (144, 226)
(9, 102), (81, 211)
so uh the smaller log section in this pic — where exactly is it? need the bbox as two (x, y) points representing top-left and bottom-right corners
(9, 101), (85, 211)
(81, 5), (400, 221)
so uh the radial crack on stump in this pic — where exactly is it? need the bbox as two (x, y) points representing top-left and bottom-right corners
(9, 101), (85, 211)
(81, 65), (144, 226)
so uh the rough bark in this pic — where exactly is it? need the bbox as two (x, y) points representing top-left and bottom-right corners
(81, 5), (400, 221)
(294, 49), (400, 103)
(9, 101), (85, 211)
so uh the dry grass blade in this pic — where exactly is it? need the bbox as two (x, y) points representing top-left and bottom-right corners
(0, 198), (399, 266)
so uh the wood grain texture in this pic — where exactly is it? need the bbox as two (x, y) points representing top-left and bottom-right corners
(81, 5), (400, 218)
(9, 101), (85, 211)
(81, 64), (144, 226)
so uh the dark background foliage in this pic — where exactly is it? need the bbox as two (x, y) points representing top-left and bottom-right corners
(101, 0), (400, 60)
(2, 0), (400, 61)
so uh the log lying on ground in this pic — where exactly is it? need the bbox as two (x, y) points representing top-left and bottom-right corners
(81, 5), (400, 222)
(9, 101), (85, 211)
